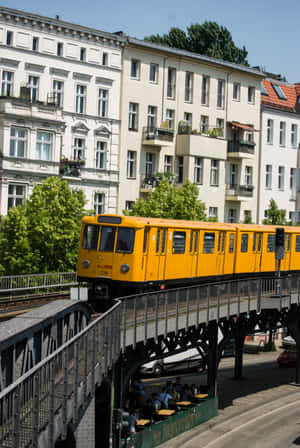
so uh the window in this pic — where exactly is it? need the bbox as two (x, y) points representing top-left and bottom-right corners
(82, 224), (99, 249)
(149, 63), (158, 83)
(245, 166), (253, 186)
(291, 124), (298, 148)
(36, 131), (52, 161)
(95, 141), (106, 169)
(166, 109), (175, 130)
(261, 84), (268, 96)
(173, 231), (186, 254)
(32, 37), (39, 51)
(228, 209), (237, 223)
(218, 232), (225, 252)
(125, 201), (134, 212)
(296, 235), (300, 252)
(230, 163), (237, 188)
(286, 234), (291, 251)
(99, 226), (116, 252)
(248, 86), (255, 104)
(28, 76), (39, 102)
(143, 228), (149, 252)
(156, 229), (160, 253)
(209, 207), (218, 220)
(53, 80), (63, 106)
(272, 83), (287, 100)
(73, 138), (85, 160)
(203, 232), (215, 254)
(267, 119), (274, 144)
(161, 230), (166, 253)
(200, 115), (209, 133)
(167, 68), (176, 99)
(194, 157), (203, 184)
(76, 85), (86, 114)
(102, 52), (108, 66)
(80, 47), (86, 62)
(164, 155), (173, 174)
(1, 71), (13, 96)
(244, 210), (251, 223)
(267, 234), (275, 252)
(201, 76), (209, 105)
(233, 83), (240, 101)
(278, 166), (285, 190)
(241, 234), (249, 252)
(57, 42), (63, 57)
(216, 118), (224, 136)
(147, 105), (157, 130)
(131, 59), (140, 79)
(7, 185), (25, 210)
(128, 102), (138, 130)
(94, 193), (105, 214)
(229, 233), (235, 252)
(116, 228), (135, 253)
(98, 89), (108, 117)
(265, 165), (272, 189)
(10, 127), (26, 157)
(210, 159), (219, 186)
(290, 168), (296, 193)
(127, 150), (136, 178)
(145, 152), (155, 177)
(6, 31), (13, 46)
(217, 79), (225, 108)
(194, 231), (199, 252)
(185, 71), (193, 102)
(279, 121), (286, 146)
(184, 112), (192, 128)
(176, 156), (183, 183)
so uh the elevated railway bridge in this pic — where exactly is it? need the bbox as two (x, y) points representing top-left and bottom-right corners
(1, 273), (300, 447)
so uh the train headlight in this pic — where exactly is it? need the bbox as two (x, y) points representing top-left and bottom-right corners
(121, 264), (130, 273)
(82, 260), (90, 268)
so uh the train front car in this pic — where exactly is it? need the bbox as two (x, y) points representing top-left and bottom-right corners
(77, 214), (144, 300)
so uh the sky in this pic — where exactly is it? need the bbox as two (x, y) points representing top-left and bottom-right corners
(2, 0), (300, 83)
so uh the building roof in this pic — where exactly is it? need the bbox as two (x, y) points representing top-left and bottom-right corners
(261, 79), (299, 113)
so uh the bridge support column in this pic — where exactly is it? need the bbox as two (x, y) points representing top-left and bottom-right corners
(207, 321), (218, 398)
(285, 306), (300, 384)
(234, 335), (245, 380)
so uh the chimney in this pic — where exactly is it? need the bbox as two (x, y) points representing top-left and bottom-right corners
(55, 15), (60, 20)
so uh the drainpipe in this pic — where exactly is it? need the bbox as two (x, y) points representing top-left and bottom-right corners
(295, 143), (300, 220)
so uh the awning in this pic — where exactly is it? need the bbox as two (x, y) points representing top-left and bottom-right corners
(231, 121), (255, 131)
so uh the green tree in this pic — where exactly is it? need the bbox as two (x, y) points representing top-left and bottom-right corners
(145, 22), (248, 65)
(0, 177), (86, 275)
(124, 178), (206, 221)
(263, 199), (286, 225)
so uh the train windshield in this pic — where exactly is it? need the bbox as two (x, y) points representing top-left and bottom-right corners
(82, 225), (99, 250)
(99, 226), (116, 252)
(116, 228), (135, 253)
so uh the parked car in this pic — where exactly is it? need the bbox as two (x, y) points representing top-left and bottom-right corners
(282, 335), (296, 348)
(277, 350), (297, 367)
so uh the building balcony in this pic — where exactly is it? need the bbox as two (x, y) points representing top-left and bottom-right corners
(227, 140), (255, 158)
(59, 158), (85, 177)
(176, 131), (227, 160)
(225, 184), (254, 201)
(142, 126), (174, 147)
(140, 173), (176, 193)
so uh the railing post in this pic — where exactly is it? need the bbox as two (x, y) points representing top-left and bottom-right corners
(196, 286), (200, 326)
(227, 283), (230, 319)
(122, 299), (127, 351)
(175, 290), (179, 334)
(144, 295), (148, 345)
(217, 286), (220, 322)
(62, 350), (68, 440)
(32, 373), (40, 448)
(186, 289), (190, 332)
(48, 361), (55, 448)
(237, 282), (240, 317)
(164, 292), (168, 337)
(12, 386), (20, 448)
(133, 297), (137, 350)
(206, 285), (210, 323)
(155, 293), (159, 342)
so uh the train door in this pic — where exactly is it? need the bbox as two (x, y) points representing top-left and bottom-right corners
(216, 231), (225, 275)
(198, 231), (217, 277)
(281, 233), (291, 271)
(155, 228), (167, 280)
(253, 232), (262, 272)
(164, 229), (188, 279)
(189, 230), (199, 277)
(97, 225), (116, 279)
(142, 227), (150, 281)
(223, 232), (236, 275)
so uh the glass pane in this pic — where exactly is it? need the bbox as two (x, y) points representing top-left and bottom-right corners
(99, 226), (116, 252)
(156, 229), (160, 253)
(229, 233), (235, 253)
(116, 228), (135, 253)
(241, 234), (248, 253)
(203, 232), (215, 254)
(8, 185), (14, 194)
(172, 231), (186, 254)
(16, 186), (23, 195)
(267, 234), (275, 252)
(17, 141), (24, 157)
(82, 225), (99, 250)
(161, 230), (166, 253)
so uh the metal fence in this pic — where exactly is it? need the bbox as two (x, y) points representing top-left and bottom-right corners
(0, 272), (77, 293)
(0, 274), (300, 447)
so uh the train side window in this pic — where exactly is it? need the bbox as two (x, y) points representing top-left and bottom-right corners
(194, 231), (199, 252)
(296, 235), (300, 252)
(252, 233), (257, 252)
(241, 234), (248, 253)
(83, 224), (99, 250)
(173, 231), (186, 254)
(267, 234), (275, 252)
(99, 226), (116, 252)
(229, 233), (235, 253)
(257, 234), (262, 251)
(161, 230), (166, 253)
(286, 234), (291, 251)
(203, 232), (215, 254)
(116, 227), (135, 253)
(143, 228), (149, 252)
(189, 231), (194, 252)
(218, 232), (225, 252)
(156, 229), (160, 253)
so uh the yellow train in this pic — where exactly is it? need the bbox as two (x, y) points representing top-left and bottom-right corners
(77, 214), (300, 300)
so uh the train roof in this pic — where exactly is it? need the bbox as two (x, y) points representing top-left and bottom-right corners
(82, 215), (300, 233)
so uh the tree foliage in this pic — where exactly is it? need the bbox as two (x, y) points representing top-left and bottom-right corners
(0, 177), (87, 275)
(145, 22), (249, 65)
(263, 199), (286, 225)
(124, 178), (206, 221)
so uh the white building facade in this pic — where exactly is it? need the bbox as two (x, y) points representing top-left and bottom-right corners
(258, 79), (300, 223)
(118, 38), (264, 223)
(0, 7), (124, 215)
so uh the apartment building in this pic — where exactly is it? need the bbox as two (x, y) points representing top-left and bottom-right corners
(119, 38), (264, 223)
(0, 7), (124, 215)
(258, 79), (300, 223)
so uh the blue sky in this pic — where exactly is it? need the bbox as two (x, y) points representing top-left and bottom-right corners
(3, 0), (300, 83)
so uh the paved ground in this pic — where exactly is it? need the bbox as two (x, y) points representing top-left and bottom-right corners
(158, 351), (300, 447)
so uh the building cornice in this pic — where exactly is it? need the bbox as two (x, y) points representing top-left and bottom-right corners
(261, 103), (300, 118)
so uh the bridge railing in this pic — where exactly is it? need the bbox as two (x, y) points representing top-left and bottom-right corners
(0, 272), (77, 292)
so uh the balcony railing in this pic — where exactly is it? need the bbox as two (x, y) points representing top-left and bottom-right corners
(226, 184), (254, 198)
(142, 126), (174, 142)
(60, 158), (85, 177)
(178, 123), (224, 138)
(228, 140), (255, 154)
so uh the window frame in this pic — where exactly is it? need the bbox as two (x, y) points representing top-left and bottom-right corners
(98, 88), (108, 118)
(76, 84), (87, 114)
(167, 67), (176, 99)
(94, 192), (105, 214)
(36, 131), (52, 161)
(95, 141), (107, 170)
(7, 184), (25, 210)
(127, 150), (137, 179)
(149, 63), (158, 83)
(130, 59), (140, 80)
(172, 231), (186, 254)
(128, 102), (139, 131)
(9, 127), (27, 158)
(217, 79), (225, 109)
(116, 227), (135, 253)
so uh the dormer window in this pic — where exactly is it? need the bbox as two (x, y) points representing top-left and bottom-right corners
(261, 84), (268, 96)
(272, 83), (287, 100)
